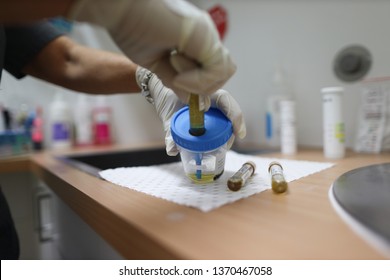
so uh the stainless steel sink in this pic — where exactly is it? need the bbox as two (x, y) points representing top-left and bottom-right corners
(57, 148), (180, 178)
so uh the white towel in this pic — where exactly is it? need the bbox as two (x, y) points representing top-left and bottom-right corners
(99, 151), (334, 212)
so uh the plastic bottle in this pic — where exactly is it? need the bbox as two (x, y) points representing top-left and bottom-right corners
(265, 66), (291, 148)
(74, 94), (93, 146)
(49, 92), (73, 149)
(0, 102), (11, 131)
(0, 105), (5, 133)
(16, 103), (29, 130)
(280, 99), (297, 155)
(31, 106), (44, 150)
(92, 96), (112, 145)
(321, 87), (345, 159)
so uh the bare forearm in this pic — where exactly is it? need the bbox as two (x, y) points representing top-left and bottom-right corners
(23, 36), (141, 94)
(0, 0), (75, 24)
(54, 45), (140, 94)
(1, 1), (142, 94)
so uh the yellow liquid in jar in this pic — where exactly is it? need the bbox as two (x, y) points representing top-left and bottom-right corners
(188, 173), (215, 183)
(187, 170), (224, 184)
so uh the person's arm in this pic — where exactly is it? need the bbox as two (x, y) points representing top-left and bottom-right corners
(23, 35), (140, 94)
(0, 0), (75, 23)
(1, 0), (237, 104)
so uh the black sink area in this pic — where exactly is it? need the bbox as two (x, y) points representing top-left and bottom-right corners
(58, 148), (180, 178)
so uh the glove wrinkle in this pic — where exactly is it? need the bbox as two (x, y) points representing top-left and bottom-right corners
(69, 0), (237, 97)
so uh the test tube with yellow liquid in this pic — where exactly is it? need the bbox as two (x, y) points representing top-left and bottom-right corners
(189, 94), (205, 136)
(189, 94), (205, 179)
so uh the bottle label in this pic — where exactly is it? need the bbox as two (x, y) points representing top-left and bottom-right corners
(335, 123), (345, 143)
(52, 122), (70, 141)
(215, 151), (226, 174)
(269, 164), (283, 176)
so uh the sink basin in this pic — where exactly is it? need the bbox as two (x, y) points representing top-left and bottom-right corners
(330, 163), (390, 257)
(58, 148), (180, 178)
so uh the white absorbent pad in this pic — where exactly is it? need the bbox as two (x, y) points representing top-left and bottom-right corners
(99, 151), (334, 212)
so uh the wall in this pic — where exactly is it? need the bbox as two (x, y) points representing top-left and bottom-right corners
(2, 0), (390, 149)
(193, 0), (390, 148)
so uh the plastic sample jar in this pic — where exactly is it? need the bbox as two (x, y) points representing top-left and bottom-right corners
(171, 107), (233, 183)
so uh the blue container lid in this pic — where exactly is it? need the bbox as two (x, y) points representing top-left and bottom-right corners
(171, 107), (233, 152)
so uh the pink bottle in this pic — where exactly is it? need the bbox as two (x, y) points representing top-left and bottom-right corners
(92, 97), (112, 145)
(32, 106), (44, 150)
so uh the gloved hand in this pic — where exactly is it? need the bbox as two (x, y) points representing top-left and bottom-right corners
(136, 67), (246, 156)
(68, 0), (236, 103)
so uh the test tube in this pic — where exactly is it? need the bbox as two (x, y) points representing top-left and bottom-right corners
(189, 94), (205, 136)
(268, 161), (288, 193)
(227, 161), (256, 191)
(188, 94), (205, 179)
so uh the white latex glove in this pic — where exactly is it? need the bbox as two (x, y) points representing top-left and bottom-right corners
(68, 0), (236, 103)
(136, 67), (246, 156)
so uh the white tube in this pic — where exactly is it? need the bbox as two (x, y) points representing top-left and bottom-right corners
(321, 87), (345, 159)
(280, 99), (297, 155)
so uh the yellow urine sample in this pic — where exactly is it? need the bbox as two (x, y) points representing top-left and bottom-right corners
(188, 94), (205, 136)
(268, 161), (288, 193)
(188, 173), (215, 183)
(227, 161), (256, 191)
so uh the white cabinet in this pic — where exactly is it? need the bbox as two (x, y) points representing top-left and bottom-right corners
(1, 171), (122, 259)
(53, 195), (123, 259)
(0, 172), (60, 259)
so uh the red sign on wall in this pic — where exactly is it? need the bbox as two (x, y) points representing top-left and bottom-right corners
(208, 5), (228, 41)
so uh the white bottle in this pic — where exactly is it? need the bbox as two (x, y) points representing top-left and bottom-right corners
(74, 94), (93, 146)
(280, 99), (297, 155)
(0, 105), (5, 133)
(49, 92), (73, 149)
(265, 66), (291, 148)
(321, 87), (345, 159)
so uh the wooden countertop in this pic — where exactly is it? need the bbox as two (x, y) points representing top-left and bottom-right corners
(1, 144), (389, 259)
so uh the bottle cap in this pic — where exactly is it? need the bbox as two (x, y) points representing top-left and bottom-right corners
(171, 107), (233, 152)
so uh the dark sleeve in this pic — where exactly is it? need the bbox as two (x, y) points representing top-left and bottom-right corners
(4, 20), (65, 79)
(0, 185), (20, 259)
